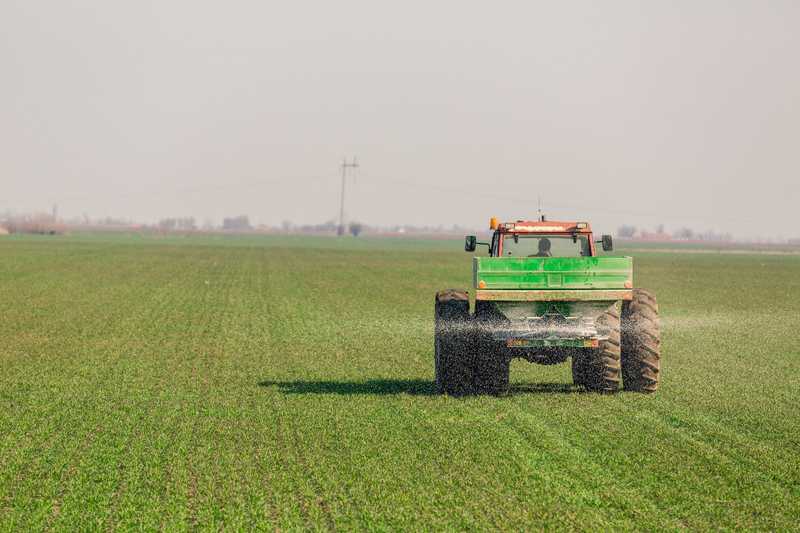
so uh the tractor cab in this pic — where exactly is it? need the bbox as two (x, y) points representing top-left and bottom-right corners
(464, 218), (613, 257)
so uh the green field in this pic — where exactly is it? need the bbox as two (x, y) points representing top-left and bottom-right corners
(1, 234), (799, 530)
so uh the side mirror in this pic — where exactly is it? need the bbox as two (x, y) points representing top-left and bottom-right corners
(601, 235), (613, 252)
(464, 235), (477, 252)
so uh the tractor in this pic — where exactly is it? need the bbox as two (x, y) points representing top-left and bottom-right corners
(434, 217), (660, 395)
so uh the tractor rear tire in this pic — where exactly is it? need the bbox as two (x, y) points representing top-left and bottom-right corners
(621, 289), (661, 392)
(474, 338), (510, 396)
(571, 354), (588, 387)
(434, 290), (475, 396)
(572, 304), (621, 393)
(473, 302), (510, 396)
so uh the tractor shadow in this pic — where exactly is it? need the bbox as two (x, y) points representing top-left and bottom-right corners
(259, 379), (435, 396)
(258, 379), (583, 396)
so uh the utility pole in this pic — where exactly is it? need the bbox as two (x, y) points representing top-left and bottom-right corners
(338, 157), (359, 236)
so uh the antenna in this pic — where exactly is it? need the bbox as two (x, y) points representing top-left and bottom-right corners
(338, 157), (359, 236)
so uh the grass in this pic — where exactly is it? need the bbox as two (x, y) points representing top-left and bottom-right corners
(1, 233), (799, 530)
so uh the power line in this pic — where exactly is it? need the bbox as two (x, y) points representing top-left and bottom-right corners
(44, 169), (761, 229)
(354, 174), (758, 227)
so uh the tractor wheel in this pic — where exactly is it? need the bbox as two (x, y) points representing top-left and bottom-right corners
(474, 337), (510, 396)
(472, 301), (510, 395)
(621, 289), (661, 392)
(434, 290), (475, 395)
(572, 304), (621, 393)
(571, 354), (589, 387)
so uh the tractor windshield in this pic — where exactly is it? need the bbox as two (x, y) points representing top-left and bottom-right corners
(501, 234), (591, 257)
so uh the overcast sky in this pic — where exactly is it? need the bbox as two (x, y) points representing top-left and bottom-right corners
(2, 1), (798, 239)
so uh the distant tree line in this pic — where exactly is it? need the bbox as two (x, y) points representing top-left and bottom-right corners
(617, 225), (733, 242)
(277, 220), (474, 237)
